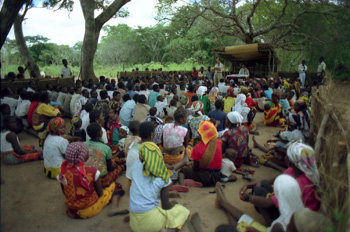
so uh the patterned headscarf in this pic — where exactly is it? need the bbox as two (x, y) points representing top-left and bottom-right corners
(40, 117), (65, 147)
(69, 117), (81, 136)
(239, 86), (249, 95)
(197, 121), (218, 169)
(287, 141), (319, 186)
(234, 94), (247, 114)
(226, 87), (235, 98)
(190, 101), (204, 115)
(59, 142), (90, 190)
(139, 142), (170, 183)
(227, 111), (243, 125)
(209, 87), (219, 102)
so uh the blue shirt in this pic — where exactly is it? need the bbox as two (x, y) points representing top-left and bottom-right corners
(128, 90), (136, 99)
(129, 160), (171, 213)
(119, 100), (136, 126)
(208, 110), (227, 132)
(279, 99), (290, 112)
(264, 90), (273, 100)
(148, 91), (160, 107)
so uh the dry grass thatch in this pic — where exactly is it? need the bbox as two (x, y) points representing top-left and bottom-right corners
(310, 77), (350, 231)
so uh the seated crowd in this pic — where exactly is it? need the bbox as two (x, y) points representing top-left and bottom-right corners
(0, 72), (331, 232)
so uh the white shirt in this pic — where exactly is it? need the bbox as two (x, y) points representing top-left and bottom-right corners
(129, 159), (171, 214)
(1, 131), (17, 152)
(81, 112), (90, 133)
(1, 97), (18, 116)
(60, 66), (71, 78)
(238, 68), (249, 76)
(15, 99), (31, 117)
(214, 63), (223, 73)
(298, 64), (307, 73)
(107, 90), (114, 100)
(126, 142), (141, 179)
(119, 100), (136, 126)
(43, 135), (69, 168)
(221, 158), (236, 177)
(70, 94), (82, 116)
(27, 87), (35, 93)
(155, 99), (168, 118)
(218, 83), (229, 94)
(138, 90), (150, 99)
(317, 61), (326, 73)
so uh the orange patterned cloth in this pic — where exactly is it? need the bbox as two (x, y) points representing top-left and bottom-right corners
(163, 146), (193, 165)
(100, 164), (125, 188)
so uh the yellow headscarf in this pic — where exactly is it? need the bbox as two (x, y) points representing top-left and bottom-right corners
(139, 142), (170, 183)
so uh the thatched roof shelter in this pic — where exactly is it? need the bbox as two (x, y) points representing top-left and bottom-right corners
(213, 43), (278, 77)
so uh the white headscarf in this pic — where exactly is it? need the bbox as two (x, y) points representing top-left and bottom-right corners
(196, 86), (207, 97)
(270, 174), (305, 231)
(120, 125), (129, 135)
(189, 101), (203, 116)
(287, 142), (320, 186)
(234, 94), (247, 114)
(227, 111), (243, 125)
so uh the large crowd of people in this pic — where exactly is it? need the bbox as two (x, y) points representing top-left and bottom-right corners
(0, 60), (332, 232)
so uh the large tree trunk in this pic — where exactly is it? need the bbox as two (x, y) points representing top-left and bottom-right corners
(80, 0), (99, 81)
(14, 15), (41, 78)
(79, 0), (130, 81)
(0, 0), (27, 49)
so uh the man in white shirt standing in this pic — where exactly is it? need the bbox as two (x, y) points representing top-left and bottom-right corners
(298, 60), (307, 88)
(213, 59), (224, 87)
(60, 59), (72, 78)
(317, 57), (326, 84)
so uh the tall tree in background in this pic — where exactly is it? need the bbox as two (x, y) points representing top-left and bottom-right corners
(79, 0), (129, 80)
(13, 1), (40, 77)
(0, 0), (27, 49)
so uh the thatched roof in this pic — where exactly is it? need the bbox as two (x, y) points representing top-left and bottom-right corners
(212, 43), (275, 62)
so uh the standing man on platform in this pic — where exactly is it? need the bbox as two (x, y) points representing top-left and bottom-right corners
(317, 57), (326, 84)
(213, 58), (224, 86)
(61, 59), (72, 78)
(298, 60), (307, 88)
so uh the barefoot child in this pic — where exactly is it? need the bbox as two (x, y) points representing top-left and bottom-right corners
(1, 115), (42, 165)
(58, 142), (127, 219)
(220, 149), (238, 182)
(129, 121), (190, 232)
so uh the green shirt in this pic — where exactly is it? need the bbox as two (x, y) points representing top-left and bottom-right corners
(198, 95), (210, 115)
(85, 140), (112, 177)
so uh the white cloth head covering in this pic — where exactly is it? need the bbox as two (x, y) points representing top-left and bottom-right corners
(196, 86), (208, 97)
(287, 142), (320, 186)
(227, 111), (243, 125)
(120, 125), (129, 135)
(271, 174), (305, 231)
(189, 101), (203, 116)
(234, 94), (247, 114)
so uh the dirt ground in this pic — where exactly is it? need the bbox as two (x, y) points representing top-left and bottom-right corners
(1, 112), (282, 232)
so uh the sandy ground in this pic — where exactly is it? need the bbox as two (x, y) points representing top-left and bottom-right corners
(1, 112), (282, 232)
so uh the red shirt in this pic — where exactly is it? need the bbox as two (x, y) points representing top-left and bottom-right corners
(27, 101), (40, 128)
(192, 71), (199, 78)
(191, 140), (222, 170)
(245, 97), (257, 108)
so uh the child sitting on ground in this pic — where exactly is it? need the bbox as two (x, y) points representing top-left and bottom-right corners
(85, 123), (125, 188)
(1, 115), (42, 165)
(167, 99), (178, 118)
(128, 121), (190, 232)
(69, 117), (86, 142)
(58, 142), (127, 219)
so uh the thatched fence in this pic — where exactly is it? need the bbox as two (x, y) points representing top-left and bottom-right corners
(310, 78), (350, 231)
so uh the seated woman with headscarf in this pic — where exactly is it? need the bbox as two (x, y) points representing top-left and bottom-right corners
(187, 101), (210, 146)
(239, 142), (320, 225)
(234, 93), (257, 131)
(222, 112), (249, 169)
(129, 122), (190, 232)
(216, 175), (306, 232)
(209, 87), (220, 112)
(263, 93), (282, 127)
(178, 121), (222, 187)
(58, 142), (127, 219)
(222, 87), (236, 114)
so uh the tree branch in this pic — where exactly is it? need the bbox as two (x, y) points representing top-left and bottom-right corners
(247, 0), (262, 35)
(95, 0), (130, 29)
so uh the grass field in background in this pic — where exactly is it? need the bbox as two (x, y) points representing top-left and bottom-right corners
(1, 62), (211, 79)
